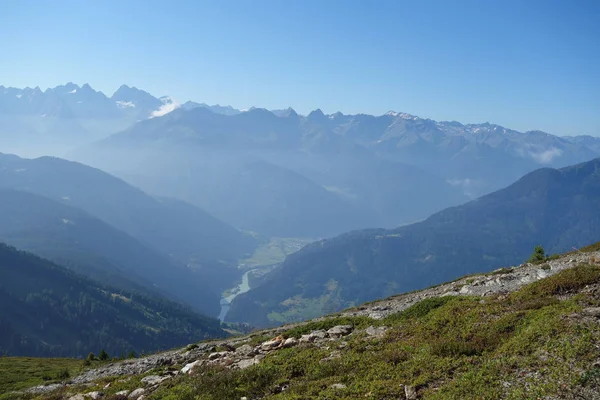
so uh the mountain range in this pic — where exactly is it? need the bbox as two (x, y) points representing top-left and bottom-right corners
(0, 153), (260, 316)
(70, 102), (600, 238)
(227, 157), (600, 326)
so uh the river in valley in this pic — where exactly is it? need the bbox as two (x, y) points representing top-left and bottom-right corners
(218, 269), (257, 321)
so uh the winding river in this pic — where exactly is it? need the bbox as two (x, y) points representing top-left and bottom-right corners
(218, 269), (256, 321)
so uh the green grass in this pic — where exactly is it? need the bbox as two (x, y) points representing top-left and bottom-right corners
(0, 357), (84, 396)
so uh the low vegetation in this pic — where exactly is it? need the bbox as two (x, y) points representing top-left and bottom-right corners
(6, 245), (600, 399)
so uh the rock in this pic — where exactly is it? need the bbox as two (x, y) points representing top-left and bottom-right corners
(331, 383), (347, 389)
(236, 357), (260, 369)
(298, 330), (328, 343)
(235, 344), (255, 356)
(327, 325), (353, 338)
(219, 343), (236, 352)
(282, 337), (298, 348)
(404, 385), (418, 399)
(365, 325), (388, 338)
(84, 392), (104, 399)
(209, 351), (231, 360)
(140, 374), (170, 386)
(260, 336), (284, 351)
(129, 388), (146, 399)
(321, 350), (341, 363)
(68, 395), (85, 400)
(582, 307), (600, 318)
(115, 390), (130, 396)
(181, 360), (203, 374)
(103, 383), (111, 389)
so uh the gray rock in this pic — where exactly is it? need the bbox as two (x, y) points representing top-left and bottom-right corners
(68, 395), (85, 400)
(208, 351), (231, 360)
(404, 384), (418, 399)
(327, 325), (353, 338)
(236, 358), (260, 369)
(129, 388), (146, 399)
(331, 383), (347, 389)
(282, 337), (298, 348)
(84, 392), (104, 399)
(365, 325), (388, 338)
(181, 360), (203, 374)
(140, 374), (170, 386)
(235, 344), (256, 356)
(115, 390), (130, 396)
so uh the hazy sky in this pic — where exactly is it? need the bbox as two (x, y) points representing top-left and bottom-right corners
(1, 0), (599, 136)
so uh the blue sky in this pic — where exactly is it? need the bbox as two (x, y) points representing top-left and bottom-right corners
(1, 0), (599, 136)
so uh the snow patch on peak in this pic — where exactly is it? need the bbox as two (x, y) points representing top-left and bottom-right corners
(116, 100), (136, 109)
(386, 111), (419, 120)
(69, 89), (77, 94)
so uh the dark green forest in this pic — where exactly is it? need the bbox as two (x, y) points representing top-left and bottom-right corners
(0, 243), (225, 358)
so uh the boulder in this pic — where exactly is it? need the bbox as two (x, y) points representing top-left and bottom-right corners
(365, 325), (388, 339)
(327, 325), (353, 338)
(282, 337), (298, 348)
(260, 336), (284, 351)
(236, 358), (260, 369)
(140, 374), (170, 386)
(235, 344), (256, 357)
(181, 360), (203, 374)
(84, 392), (103, 399)
(115, 391), (129, 396)
(68, 395), (85, 400)
(331, 383), (347, 389)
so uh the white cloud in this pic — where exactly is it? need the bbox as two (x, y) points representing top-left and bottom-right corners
(529, 147), (563, 164)
(150, 97), (180, 118)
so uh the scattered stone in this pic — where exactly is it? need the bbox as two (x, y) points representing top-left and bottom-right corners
(331, 383), (347, 389)
(128, 388), (146, 399)
(404, 384), (418, 399)
(327, 325), (353, 338)
(84, 392), (103, 399)
(68, 395), (85, 400)
(115, 390), (130, 396)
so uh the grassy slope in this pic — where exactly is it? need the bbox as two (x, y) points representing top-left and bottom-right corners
(147, 264), (600, 399)
(8, 244), (600, 399)
(0, 358), (82, 396)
